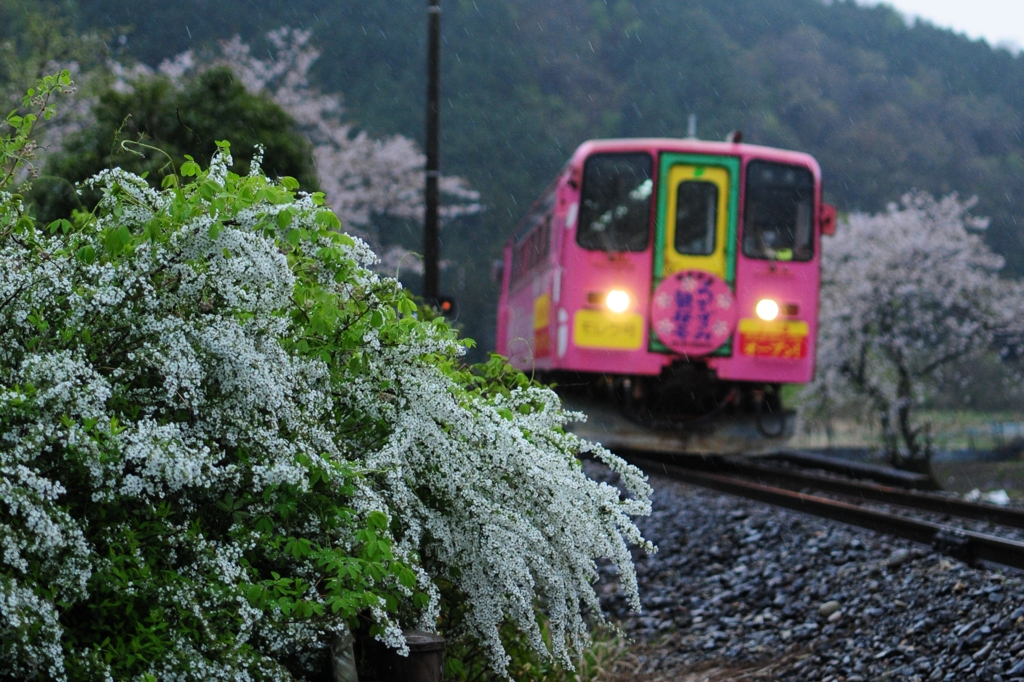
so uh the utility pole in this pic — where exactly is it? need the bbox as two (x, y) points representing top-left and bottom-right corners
(423, 0), (441, 302)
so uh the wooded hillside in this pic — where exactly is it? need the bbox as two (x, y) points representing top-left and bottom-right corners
(49, 0), (1024, 347)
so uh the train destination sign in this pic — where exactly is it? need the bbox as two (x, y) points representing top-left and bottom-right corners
(738, 319), (809, 359)
(651, 270), (736, 356)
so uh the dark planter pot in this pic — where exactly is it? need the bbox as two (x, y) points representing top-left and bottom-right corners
(359, 630), (445, 682)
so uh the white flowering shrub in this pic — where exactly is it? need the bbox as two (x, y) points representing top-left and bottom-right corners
(1, 76), (651, 680)
(805, 192), (1024, 469)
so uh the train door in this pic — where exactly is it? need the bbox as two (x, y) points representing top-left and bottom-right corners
(651, 153), (740, 355)
(660, 164), (731, 280)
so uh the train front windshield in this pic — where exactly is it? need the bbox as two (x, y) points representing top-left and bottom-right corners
(742, 160), (814, 262)
(577, 153), (653, 252)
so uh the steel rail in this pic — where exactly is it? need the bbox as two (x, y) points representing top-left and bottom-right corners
(630, 456), (1024, 571)
(765, 449), (935, 490)
(719, 459), (1024, 530)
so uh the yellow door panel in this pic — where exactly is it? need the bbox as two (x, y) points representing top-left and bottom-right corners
(663, 165), (730, 279)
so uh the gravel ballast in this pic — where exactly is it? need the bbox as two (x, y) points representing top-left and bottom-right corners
(595, 462), (1024, 681)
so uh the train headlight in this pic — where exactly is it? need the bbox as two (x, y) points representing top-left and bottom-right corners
(755, 298), (780, 321)
(606, 289), (631, 313)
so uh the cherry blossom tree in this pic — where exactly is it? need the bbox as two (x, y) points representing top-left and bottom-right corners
(806, 192), (1024, 471)
(156, 28), (481, 273)
(35, 28), (480, 274)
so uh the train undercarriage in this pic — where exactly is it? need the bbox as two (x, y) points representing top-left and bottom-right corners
(543, 363), (795, 455)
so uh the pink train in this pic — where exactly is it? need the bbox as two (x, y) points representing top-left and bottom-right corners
(496, 138), (836, 452)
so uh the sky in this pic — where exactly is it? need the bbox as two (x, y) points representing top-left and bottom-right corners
(867, 0), (1024, 51)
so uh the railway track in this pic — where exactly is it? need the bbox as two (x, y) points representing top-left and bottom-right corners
(625, 452), (1024, 572)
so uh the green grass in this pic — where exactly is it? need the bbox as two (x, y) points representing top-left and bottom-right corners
(788, 405), (1024, 498)
(791, 408), (1024, 452)
(931, 460), (1024, 501)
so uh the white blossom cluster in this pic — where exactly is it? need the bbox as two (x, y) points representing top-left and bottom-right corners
(0, 152), (650, 679)
(805, 192), (1024, 459)
(348, 354), (653, 670)
(1, 157), (350, 679)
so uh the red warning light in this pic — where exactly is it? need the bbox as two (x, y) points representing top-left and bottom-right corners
(437, 296), (456, 317)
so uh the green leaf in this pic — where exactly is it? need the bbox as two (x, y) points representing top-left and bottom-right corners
(397, 567), (416, 589)
(315, 210), (341, 230)
(398, 298), (416, 317)
(200, 181), (220, 200)
(280, 176), (299, 190)
(104, 229), (124, 255)
(367, 511), (388, 530)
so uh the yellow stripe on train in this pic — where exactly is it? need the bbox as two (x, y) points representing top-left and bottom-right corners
(533, 294), (550, 330)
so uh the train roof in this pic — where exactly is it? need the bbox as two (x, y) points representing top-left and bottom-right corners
(569, 138), (821, 177)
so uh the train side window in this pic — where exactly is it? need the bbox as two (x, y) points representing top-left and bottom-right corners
(509, 189), (556, 290)
(742, 160), (814, 262)
(577, 152), (653, 252)
(674, 181), (718, 255)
